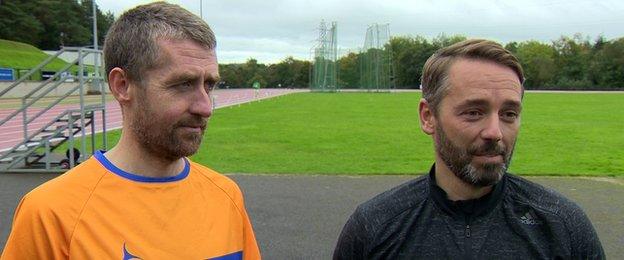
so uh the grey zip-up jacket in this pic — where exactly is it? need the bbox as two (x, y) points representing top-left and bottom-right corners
(333, 165), (605, 259)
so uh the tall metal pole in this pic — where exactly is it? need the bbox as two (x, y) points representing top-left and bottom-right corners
(92, 0), (97, 53)
(89, 0), (99, 159)
(200, 0), (203, 19)
(91, 0), (99, 95)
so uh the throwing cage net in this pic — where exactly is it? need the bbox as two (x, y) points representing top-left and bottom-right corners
(359, 23), (395, 92)
(310, 21), (338, 92)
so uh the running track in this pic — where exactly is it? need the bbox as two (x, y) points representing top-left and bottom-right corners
(0, 88), (307, 151)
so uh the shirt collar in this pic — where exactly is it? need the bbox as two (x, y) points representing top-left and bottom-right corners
(428, 163), (506, 220)
(94, 150), (190, 183)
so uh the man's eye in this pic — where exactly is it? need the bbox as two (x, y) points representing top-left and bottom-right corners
(177, 82), (192, 89)
(204, 81), (218, 92)
(501, 111), (519, 122)
(462, 110), (483, 120)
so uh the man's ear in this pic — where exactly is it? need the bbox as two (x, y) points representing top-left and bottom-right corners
(108, 67), (132, 104)
(419, 98), (436, 135)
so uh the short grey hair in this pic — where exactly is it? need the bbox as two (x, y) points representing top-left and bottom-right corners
(103, 1), (216, 85)
(420, 39), (524, 114)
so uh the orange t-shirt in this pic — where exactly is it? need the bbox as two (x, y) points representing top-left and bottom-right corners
(1, 151), (260, 259)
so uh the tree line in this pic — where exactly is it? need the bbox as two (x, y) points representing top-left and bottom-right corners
(1, 1), (622, 90)
(219, 57), (311, 89)
(220, 34), (623, 90)
(505, 35), (624, 89)
(0, 0), (114, 50)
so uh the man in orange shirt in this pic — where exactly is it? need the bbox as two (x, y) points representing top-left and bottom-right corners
(1, 2), (260, 259)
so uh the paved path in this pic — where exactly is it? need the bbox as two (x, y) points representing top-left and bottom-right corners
(0, 88), (306, 151)
(1, 173), (622, 258)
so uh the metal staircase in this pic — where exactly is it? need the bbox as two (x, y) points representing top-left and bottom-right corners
(0, 47), (108, 173)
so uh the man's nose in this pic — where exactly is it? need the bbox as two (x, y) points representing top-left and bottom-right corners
(481, 114), (503, 142)
(190, 85), (213, 118)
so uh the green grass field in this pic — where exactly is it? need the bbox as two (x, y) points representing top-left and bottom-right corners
(75, 92), (624, 176)
(513, 92), (624, 175)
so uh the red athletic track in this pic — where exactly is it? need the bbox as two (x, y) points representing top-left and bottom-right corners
(0, 88), (306, 151)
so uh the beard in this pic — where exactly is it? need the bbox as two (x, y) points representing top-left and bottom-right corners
(435, 124), (514, 187)
(130, 93), (207, 161)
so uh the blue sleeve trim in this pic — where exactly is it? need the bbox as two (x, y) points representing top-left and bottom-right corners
(207, 251), (243, 260)
(94, 150), (189, 183)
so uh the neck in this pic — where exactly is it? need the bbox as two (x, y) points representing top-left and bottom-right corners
(434, 157), (493, 201)
(104, 128), (185, 178)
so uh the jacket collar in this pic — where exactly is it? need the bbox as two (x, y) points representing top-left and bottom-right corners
(428, 163), (506, 220)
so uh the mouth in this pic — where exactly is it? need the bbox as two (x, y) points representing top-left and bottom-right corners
(180, 124), (206, 133)
(472, 153), (504, 164)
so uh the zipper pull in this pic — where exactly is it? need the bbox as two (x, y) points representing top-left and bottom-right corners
(465, 224), (471, 238)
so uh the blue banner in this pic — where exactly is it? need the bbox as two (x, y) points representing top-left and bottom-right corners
(0, 68), (14, 81)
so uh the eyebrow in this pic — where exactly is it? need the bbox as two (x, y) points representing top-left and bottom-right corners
(164, 72), (196, 85)
(165, 72), (220, 86)
(454, 99), (522, 111)
(454, 99), (488, 111)
(501, 100), (522, 111)
(205, 74), (221, 84)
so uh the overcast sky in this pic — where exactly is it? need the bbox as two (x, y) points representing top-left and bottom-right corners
(97, 0), (624, 64)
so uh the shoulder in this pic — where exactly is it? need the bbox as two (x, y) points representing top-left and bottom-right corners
(353, 175), (429, 228)
(22, 157), (107, 214)
(187, 161), (246, 206)
(503, 174), (593, 234)
(504, 174), (585, 216)
(334, 176), (429, 258)
(5, 157), (108, 251)
(188, 161), (242, 193)
(504, 174), (605, 258)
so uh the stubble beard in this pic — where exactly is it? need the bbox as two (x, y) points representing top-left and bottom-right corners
(435, 124), (514, 187)
(130, 93), (206, 161)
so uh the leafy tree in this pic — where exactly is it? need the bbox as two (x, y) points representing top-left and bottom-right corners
(241, 58), (267, 87)
(551, 34), (593, 88)
(29, 0), (91, 49)
(0, 0), (114, 49)
(266, 57), (310, 88)
(0, 1), (43, 45)
(505, 41), (519, 54)
(267, 57), (296, 87)
(219, 64), (241, 88)
(387, 36), (434, 88)
(337, 52), (359, 88)
(589, 38), (624, 89)
(292, 59), (311, 88)
(514, 41), (556, 88)
(81, 0), (115, 47)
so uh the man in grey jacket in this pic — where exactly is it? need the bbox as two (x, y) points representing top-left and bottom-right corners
(333, 39), (604, 259)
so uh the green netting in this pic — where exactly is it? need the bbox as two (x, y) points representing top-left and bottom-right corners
(359, 24), (395, 92)
(310, 21), (338, 92)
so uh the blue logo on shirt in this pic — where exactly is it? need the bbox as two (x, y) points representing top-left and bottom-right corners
(123, 243), (141, 260)
(207, 251), (243, 260)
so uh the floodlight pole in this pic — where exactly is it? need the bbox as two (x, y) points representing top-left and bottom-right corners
(92, 0), (97, 50)
(91, 0), (99, 94)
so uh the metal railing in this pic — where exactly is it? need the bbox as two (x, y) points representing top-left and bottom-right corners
(0, 47), (108, 172)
